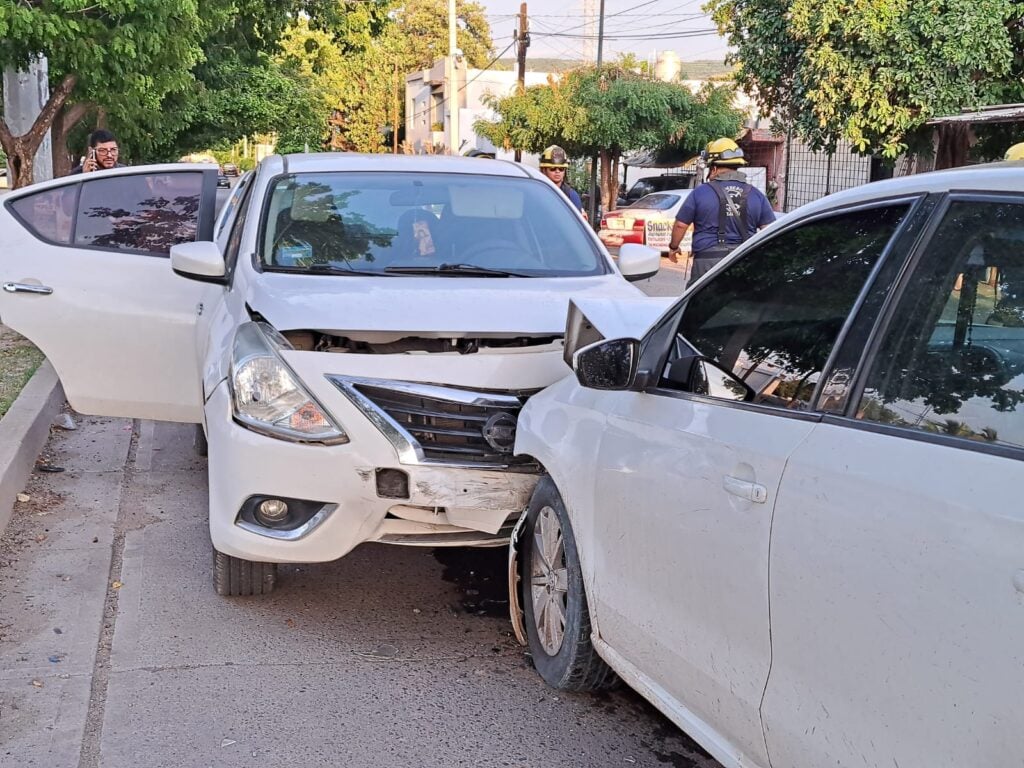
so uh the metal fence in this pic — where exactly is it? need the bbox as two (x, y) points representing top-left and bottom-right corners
(782, 137), (873, 212)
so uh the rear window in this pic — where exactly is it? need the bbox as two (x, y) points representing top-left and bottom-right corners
(259, 172), (608, 277)
(629, 193), (684, 211)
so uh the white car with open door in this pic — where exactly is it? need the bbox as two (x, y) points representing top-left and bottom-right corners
(0, 154), (661, 596)
(510, 163), (1024, 768)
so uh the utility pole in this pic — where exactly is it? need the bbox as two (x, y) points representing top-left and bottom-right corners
(447, 0), (460, 155)
(586, 0), (606, 224)
(393, 61), (400, 154)
(514, 3), (529, 162)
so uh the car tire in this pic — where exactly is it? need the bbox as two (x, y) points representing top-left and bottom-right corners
(193, 424), (208, 457)
(521, 477), (617, 691)
(213, 548), (277, 596)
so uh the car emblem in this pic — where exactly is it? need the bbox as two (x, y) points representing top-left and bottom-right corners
(482, 412), (517, 454)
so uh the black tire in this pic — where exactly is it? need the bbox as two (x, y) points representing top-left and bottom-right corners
(193, 424), (208, 458)
(520, 477), (617, 691)
(213, 548), (277, 596)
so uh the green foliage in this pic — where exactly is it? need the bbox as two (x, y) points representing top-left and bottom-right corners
(477, 66), (742, 157)
(475, 65), (743, 206)
(0, 0), (212, 136)
(709, 0), (1024, 158)
(390, 0), (494, 70)
(270, 0), (494, 154)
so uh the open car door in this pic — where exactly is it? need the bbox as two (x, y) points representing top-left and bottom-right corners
(0, 164), (220, 423)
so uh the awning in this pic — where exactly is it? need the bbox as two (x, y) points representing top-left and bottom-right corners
(621, 147), (700, 169)
(926, 104), (1024, 125)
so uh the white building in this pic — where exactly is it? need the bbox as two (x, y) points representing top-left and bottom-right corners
(405, 57), (553, 163)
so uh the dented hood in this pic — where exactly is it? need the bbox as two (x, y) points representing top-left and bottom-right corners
(246, 272), (650, 334)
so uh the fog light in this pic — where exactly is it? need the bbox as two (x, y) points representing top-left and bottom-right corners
(237, 495), (334, 539)
(375, 468), (409, 499)
(257, 499), (289, 524)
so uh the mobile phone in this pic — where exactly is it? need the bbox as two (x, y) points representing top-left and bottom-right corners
(88, 148), (97, 162)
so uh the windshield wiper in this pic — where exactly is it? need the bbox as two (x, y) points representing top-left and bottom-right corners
(384, 263), (530, 277)
(267, 264), (389, 276)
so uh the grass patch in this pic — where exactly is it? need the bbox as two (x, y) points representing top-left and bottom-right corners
(0, 331), (44, 418)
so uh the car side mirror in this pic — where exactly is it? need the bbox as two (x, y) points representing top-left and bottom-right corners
(617, 243), (660, 282)
(665, 354), (753, 401)
(170, 241), (227, 284)
(572, 337), (640, 390)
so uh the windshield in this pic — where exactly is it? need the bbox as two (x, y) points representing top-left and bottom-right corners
(259, 172), (608, 277)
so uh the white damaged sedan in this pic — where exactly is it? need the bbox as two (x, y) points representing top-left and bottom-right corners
(0, 153), (660, 595)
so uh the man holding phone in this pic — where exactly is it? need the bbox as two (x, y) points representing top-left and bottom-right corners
(68, 130), (123, 175)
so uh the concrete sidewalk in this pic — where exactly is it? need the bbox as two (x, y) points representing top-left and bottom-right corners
(0, 361), (64, 536)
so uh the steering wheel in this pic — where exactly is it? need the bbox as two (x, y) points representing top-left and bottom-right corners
(457, 238), (527, 265)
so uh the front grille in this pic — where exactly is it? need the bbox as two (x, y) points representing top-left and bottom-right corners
(331, 377), (540, 469)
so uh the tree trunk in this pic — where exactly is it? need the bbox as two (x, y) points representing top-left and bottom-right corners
(0, 73), (78, 188)
(598, 148), (612, 215)
(934, 124), (973, 170)
(609, 154), (620, 211)
(51, 101), (93, 178)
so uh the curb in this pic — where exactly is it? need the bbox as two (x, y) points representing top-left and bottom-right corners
(0, 360), (64, 536)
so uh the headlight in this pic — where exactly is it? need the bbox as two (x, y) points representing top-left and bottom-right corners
(230, 322), (348, 444)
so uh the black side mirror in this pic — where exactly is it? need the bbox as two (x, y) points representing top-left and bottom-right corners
(573, 338), (640, 390)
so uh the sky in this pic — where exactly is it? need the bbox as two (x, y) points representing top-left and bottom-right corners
(477, 0), (732, 65)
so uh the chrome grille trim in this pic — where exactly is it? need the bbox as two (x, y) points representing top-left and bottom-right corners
(327, 375), (537, 469)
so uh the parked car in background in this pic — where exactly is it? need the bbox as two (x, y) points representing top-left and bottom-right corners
(510, 162), (1024, 768)
(599, 189), (692, 255)
(222, 162), (239, 176)
(216, 172), (230, 188)
(617, 173), (697, 207)
(0, 154), (661, 598)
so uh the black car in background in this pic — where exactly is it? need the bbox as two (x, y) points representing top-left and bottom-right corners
(618, 173), (697, 207)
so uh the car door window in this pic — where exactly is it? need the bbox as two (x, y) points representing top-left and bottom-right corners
(8, 185), (79, 245)
(74, 171), (204, 256)
(667, 204), (910, 408)
(857, 199), (1024, 449)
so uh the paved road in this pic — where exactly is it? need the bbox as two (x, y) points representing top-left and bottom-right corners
(0, 269), (713, 768)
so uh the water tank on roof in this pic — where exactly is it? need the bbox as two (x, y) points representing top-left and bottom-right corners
(655, 51), (681, 82)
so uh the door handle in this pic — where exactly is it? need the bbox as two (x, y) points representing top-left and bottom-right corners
(723, 475), (768, 504)
(3, 282), (53, 295)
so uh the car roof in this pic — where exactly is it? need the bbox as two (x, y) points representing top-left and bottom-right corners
(264, 152), (537, 180)
(790, 163), (1024, 218)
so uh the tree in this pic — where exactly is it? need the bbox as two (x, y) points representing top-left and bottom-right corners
(390, 0), (494, 70)
(273, 0), (494, 154)
(475, 66), (744, 209)
(0, 0), (218, 186)
(108, 0), (345, 164)
(709, 0), (1024, 159)
(276, 18), (396, 153)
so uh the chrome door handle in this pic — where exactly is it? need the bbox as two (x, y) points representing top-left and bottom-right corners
(3, 282), (53, 295)
(723, 475), (768, 504)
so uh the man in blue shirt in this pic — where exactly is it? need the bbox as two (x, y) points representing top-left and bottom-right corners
(667, 137), (775, 286)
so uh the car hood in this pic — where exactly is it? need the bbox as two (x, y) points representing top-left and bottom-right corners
(246, 272), (650, 335)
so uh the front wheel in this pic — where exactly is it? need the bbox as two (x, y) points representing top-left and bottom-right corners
(520, 477), (616, 691)
(213, 548), (277, 596)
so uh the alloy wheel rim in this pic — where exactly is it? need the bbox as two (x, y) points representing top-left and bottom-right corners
(530, 505), (568, 656)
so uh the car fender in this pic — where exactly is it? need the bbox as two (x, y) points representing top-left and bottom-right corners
(508, 375), (611, 644)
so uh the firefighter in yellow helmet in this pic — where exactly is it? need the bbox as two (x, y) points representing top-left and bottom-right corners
(538, 145), (584, 214)
(667, 137), (776, 286)
(1005, 143), (1024, 162)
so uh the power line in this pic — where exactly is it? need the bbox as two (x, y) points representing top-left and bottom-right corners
(534, 28), (720, 40)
